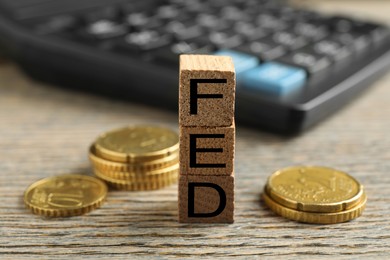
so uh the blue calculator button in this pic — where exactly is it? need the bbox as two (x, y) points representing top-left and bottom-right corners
(242, 62), (306, 95)
(214, 49), (259, 81)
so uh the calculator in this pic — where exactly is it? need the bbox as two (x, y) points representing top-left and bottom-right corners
(0, 0), (389, 134)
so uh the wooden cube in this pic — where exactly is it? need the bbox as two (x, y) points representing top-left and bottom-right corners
(179, 55), (236, 127)
(180, 123), (235, 176)
(178, 174), (234, 223)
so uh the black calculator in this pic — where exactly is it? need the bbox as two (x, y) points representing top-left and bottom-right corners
(0, 0), (389, 134)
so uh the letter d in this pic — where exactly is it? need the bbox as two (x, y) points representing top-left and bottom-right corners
(188, 182), (226, 218)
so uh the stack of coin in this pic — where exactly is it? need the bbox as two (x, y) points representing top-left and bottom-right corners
(263, 166), (367, 224)
(89, 125), (179, 191)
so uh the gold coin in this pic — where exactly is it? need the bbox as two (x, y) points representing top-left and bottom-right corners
(24, 174), (107, 217)
(89, 145), (179, 173)
(94, 167), (178, 191)
(262, 190), (367, 224)
(265, 166), (364, 213)
(94, 125), (179, 163)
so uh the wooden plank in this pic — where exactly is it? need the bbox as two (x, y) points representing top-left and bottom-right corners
(1, 1), (390, 256)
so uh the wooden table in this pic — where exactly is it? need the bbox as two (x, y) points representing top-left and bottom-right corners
(1, 1), (390, 258)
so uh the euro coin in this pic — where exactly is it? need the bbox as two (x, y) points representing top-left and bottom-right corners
(263, 166), (367, 224)
(262, 190), (367, 224)
(89, 145), (179, 173)
(94, 126), (179, 163)
(24, 174), (107, 217)
(265, 166), (364, 213)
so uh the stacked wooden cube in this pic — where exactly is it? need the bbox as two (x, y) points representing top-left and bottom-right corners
(178, 55), (236, 223)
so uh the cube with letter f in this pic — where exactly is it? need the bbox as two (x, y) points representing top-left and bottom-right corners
(179, 55), (236, 127)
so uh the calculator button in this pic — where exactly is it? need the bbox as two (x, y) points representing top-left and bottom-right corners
(197, 13), (230, 31)
(278, 50), (332, 75)
(214, 49), (259, 81)
(208, 30), (244, 49)
(125, 13), (149, 28)
(220, 6), (248, 22)
(293, 22), (328, 41)
(183, 1), (209, 14)
(164, 20), (203, 41)
(256, 14), (288, 31)
(328, 16), (356, 33)
(242, 62), (306, 95)
(312, 39), (352, 62)
(272, 31), (308, 50)
(126, 13), (162, 31)
(117, 31), (171, 53)
(235, 39), (287, 61)
(85, 20), (127, 40)
(156, 5), (180, 20)
(234, 22), (270, 40)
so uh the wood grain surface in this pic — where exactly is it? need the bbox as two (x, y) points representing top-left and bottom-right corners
(1, 1), (390, 259)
